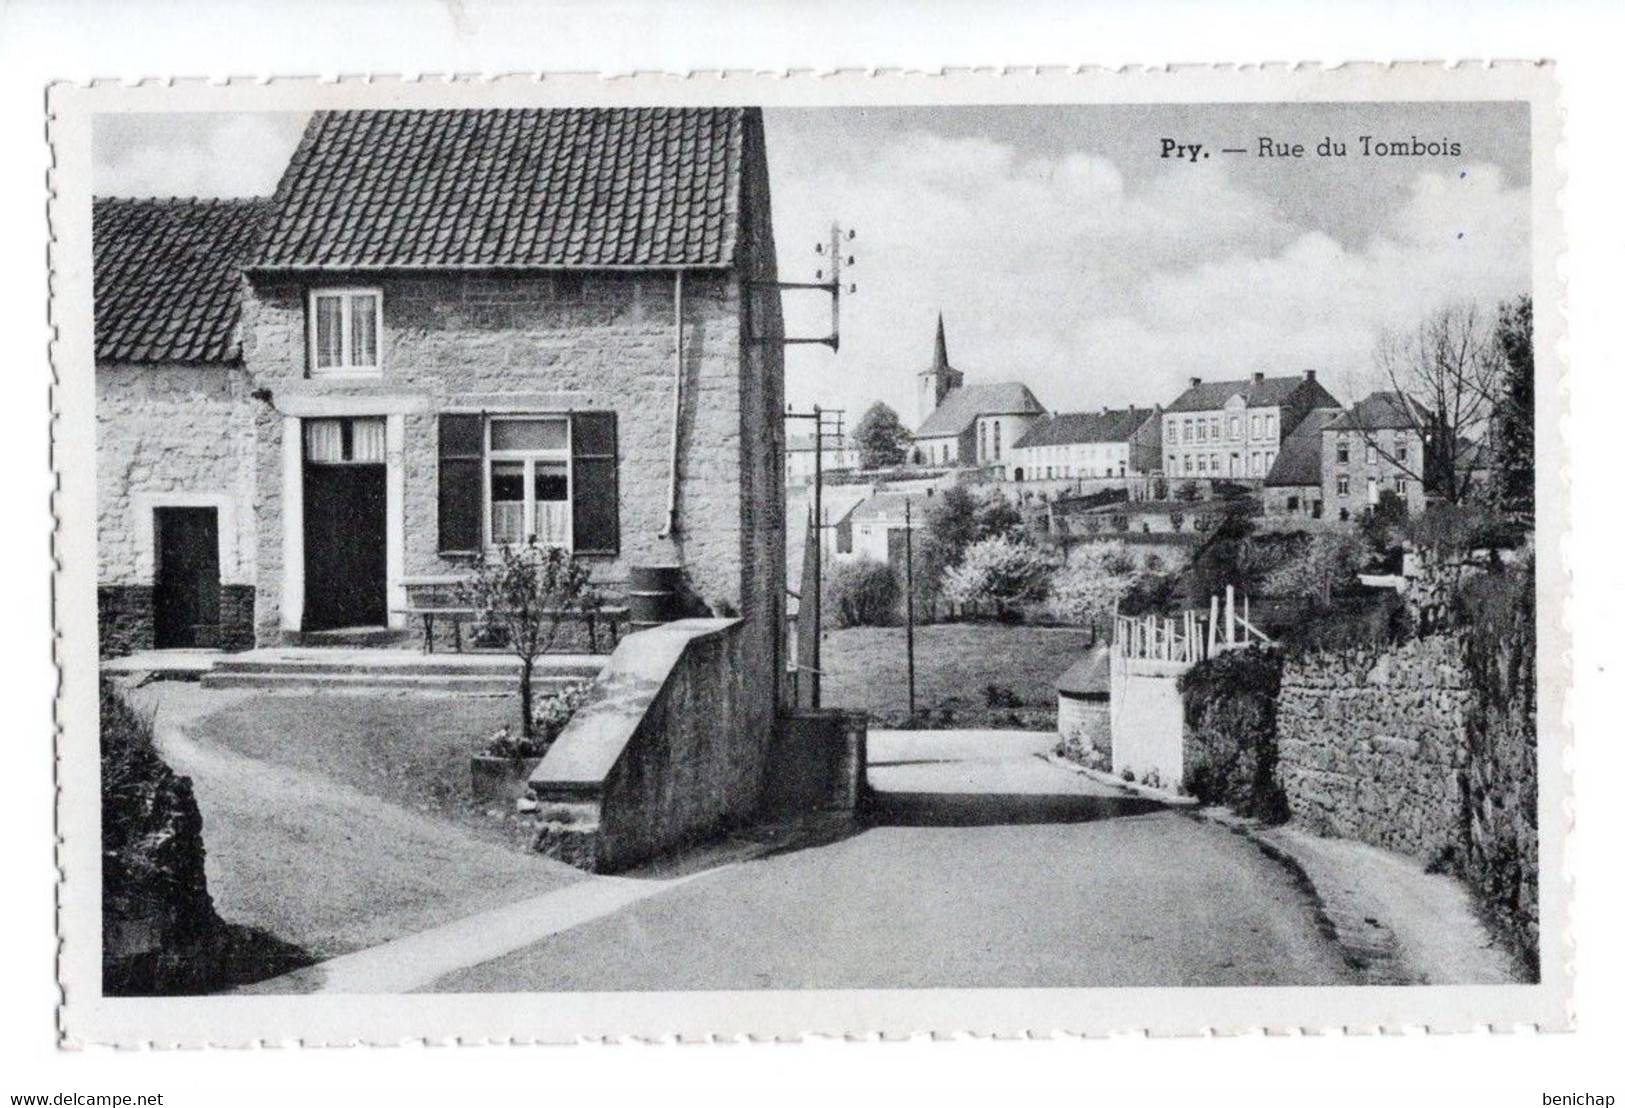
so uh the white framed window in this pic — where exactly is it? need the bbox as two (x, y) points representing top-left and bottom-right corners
(1336, 474), (1350, 496)
(309, 288), (382, 376)
(1228, 416), (1240, 439)
(486, 416), (572, 549)
(1365, 441), (1378, 464)
(1396, 476), (1409, 496)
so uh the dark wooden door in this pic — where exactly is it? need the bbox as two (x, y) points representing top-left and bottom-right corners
(154, 507), (221, 649)
(303, 464), (387, 631)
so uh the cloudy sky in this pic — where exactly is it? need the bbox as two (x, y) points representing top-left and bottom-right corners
(94, 102), (1530, 425)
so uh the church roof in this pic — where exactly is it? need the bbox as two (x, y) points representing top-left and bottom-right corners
(915, 382), (1046, 438)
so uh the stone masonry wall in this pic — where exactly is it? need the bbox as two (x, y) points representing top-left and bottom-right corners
(97, 363), (258, 654)
(1276, 634), (1471, 862)
(242, 267), (751, 644)
(97, 364), (258, 587)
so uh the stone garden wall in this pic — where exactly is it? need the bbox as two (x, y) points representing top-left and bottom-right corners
(1276, 634), (1471, 863)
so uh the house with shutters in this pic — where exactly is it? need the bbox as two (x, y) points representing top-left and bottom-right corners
(97, 108), (786, 688)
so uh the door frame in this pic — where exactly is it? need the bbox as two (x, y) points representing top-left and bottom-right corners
(278, 403), (410, 633)
(134, 491), (240, 589)
(152, 505), (221, 648)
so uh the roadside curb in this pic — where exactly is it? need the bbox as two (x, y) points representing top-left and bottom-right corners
(1040, 752), (1199, 807)
(1195, 809), (1410, 986)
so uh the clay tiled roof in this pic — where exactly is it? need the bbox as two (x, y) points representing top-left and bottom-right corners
(1165, 373), (1339, 414)
(1015, 407), (1158, 449)
(1325, 391), (1430, 432)
(1264, 407), (1342, 487)
(253, 108), (748, 270)
(915, 382), (1046, 439)
(94, 197), (269, 365)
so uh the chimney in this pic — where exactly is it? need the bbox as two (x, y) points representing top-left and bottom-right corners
(1304, 369), (1317, 382)
(1189, 376), (1202, 389)
(1252, 371), (1265, 384)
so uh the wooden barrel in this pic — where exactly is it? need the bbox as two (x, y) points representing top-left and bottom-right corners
(627, 564), (682, 631)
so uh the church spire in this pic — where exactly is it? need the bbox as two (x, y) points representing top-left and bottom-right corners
(933, 312), (950, 373)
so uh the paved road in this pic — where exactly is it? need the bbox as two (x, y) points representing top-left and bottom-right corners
(428, 730), (1357, 992)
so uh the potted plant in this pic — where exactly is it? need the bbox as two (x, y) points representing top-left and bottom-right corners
(470, 677), (595, 807)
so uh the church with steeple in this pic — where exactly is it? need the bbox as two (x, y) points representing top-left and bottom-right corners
(911, 314), (1046, 471)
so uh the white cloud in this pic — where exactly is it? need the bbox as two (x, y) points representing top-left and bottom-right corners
(773, 129), (1530, 426)
(95, 114), (302, 199)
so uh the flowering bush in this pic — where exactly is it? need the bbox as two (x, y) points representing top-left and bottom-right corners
(939, 535), (1055, 617)
(1044, 541), (1142, 627)
(480, 677), (596, 761)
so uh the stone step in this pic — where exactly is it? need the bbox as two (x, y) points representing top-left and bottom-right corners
(199, 670), (589, 695)
(209, 657), (602, 680)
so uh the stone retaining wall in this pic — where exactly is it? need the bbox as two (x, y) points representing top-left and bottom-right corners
(1277, 634), (1471, 862)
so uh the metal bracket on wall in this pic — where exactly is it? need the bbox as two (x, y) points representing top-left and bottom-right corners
(750, 222), (855, 351)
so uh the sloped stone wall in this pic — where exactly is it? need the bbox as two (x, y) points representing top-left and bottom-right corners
(1276, 635), (1471, 863)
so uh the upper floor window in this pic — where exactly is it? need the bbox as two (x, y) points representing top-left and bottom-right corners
(310, 289), (381, 376)
(1168, 422), (1179, 445)
(1228, 416), (1240, 439)
(1335, 434), (1349, 464)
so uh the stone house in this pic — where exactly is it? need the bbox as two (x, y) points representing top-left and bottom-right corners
(1261, 407), (1343, 517)
(912, 315), (1045, 472)
(1321, 391), (1431, 519)
(1009, 406), (1162, 483)
(1162, 370), (1341, 481)
(95, 197), (271, 654)
(97, 107), (786, 701)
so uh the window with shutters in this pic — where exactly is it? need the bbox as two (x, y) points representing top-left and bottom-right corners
(308, 289), (382, 376)
(436, 412), (619, 557)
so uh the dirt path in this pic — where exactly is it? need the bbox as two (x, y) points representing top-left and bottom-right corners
(136, 683), (585, 961)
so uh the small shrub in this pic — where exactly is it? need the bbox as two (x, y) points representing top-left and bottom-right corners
(1121, 766), (1135, 783)
(1179, 647), (1289, 822)
(983, 683), (1023, 709)
(480, 677), (596, 760)
(828, 557), (901, 627)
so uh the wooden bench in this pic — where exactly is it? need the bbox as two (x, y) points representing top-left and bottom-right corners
(396, 577), (627, 654)
(393, 603), (628, 654)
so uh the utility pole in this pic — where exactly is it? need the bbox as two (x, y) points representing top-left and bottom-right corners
(905, 496), (917, 721)
(785, 404), (845, 709)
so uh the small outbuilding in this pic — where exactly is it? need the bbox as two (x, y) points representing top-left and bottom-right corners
(1055, 646), (1112, 765)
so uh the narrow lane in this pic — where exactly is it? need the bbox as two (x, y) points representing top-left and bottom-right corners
(428, 731), (1357, 992)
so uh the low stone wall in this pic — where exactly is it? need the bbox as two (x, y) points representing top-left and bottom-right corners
(527, 618), (768, 872)
(1056, 695), (1110, 769)
(1276, 635), (1471, 862)
(98, 584), (256, 656)
(762, 709), (868, 817)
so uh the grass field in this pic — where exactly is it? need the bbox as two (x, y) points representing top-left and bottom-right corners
(819, 622), (1097, 721)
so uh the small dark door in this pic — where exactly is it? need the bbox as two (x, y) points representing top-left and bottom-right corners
(154, 507), (221, 649)
(304, 462), (387, 631)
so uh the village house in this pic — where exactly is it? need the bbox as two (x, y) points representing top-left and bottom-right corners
(95, 197), (272, 655)
(912, 315), (1045, 473)
(1261, 407), (1343, 518)
(784, 432), (861, 485)
(97, 107), (787, 712)
(1009, 406), (1162, 484)
(1321, 391), (1433, 519)
(1162, 370), (1341, 481)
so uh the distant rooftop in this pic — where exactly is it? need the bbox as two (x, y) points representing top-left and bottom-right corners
(1015, 407), (1159, 450)
(915, 382), (1046, 438)
(1165, 372), (1338, 414)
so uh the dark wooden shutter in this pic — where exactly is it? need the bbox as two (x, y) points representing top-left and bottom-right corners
(438, 414), (484, 554)
(571, 411), (619, 555)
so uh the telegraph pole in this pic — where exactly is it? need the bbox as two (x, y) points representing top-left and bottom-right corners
(905, 496), (917, 721)
(785, 404), (845, 709)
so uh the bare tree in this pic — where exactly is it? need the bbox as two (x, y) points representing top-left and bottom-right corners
(1349, 302), (1506, 506)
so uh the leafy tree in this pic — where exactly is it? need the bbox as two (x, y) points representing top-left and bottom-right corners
(852, 402), (912, 469)
(1360, 488), (1409, 552)
(1491, 294), (1534, 526)
(461, 539), (596, 739)
(828, 558), (901, 628)
(940, 535), (1054, 618)
(1046, 541), (1141, 628)
(974, 491), (1024, 541)
(1261, 531), (1369, 607)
